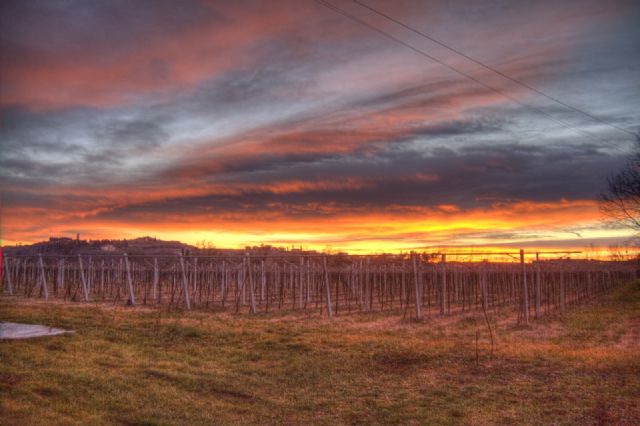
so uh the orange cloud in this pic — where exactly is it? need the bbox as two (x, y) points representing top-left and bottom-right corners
(0, 5), (298, 110)
(2, 197), (623, 254)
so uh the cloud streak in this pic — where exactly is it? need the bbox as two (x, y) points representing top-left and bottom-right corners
(1, 0), (639, 251)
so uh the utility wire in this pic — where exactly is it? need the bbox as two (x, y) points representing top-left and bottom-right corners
(352, 0), (636, 138)
(315, 0), (633, 151)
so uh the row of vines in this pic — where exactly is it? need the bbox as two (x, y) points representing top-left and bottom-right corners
(1, 252), (635, 322)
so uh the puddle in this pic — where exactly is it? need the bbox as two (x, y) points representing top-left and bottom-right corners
(0, 322), (74, 339)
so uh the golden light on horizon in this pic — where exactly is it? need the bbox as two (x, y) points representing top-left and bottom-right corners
(3, 199), (635, 259)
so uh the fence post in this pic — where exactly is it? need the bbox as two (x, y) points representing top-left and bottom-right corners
(100, 259), (105, 296)
(221, 260), (226, 306)
(535, 252), (541, 319)
(179, 253), (191, 310)
(299, 257), (304, 308)
(520, 249), (529, 324)
(412, 252), (422, 320)
(78, 254), (89, 302)
(193, 257), (199, 305)
(480, 262), (488, 312)
(123, 253), (136, 306)
(59, 259), (65, 297)
(3, 256), (13, 296)
(323, 256), (333, 317)
(440, 254), (447, 315)
(559, 263), (566, 314)
(37, 255), (49, 301)
(261, 260), (266, 302)
(246, 253), (257, 314)
(153, 257), (159, 303)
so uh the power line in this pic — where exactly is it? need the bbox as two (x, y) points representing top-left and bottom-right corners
(352, 0), (636, 138)
(315, 0), (633, 151)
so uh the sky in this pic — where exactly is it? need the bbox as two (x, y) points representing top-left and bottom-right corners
(1, 0), (639, 253)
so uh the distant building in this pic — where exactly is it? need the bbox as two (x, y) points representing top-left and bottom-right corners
(49, 237), (73, 245)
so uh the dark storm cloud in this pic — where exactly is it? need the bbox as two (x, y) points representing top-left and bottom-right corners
(85, 141), (624, 224)
(0, 0), (218, 58)
(156, 117), (508, 181)
(0, 70), (511, 188)
(88, 117), (169, 161)
(0, 105), (171, 186)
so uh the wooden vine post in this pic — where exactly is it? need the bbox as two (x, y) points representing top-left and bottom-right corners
(535, 252), (541, 319)
(152, 257), (159, 303)
(179, 253), (191, 310)
(246, 253), (257, 314)
(440, 254), (447, 316)
(37, 254), (49, 300)
(480, 261), (488, 312)
(3, 256), (13, 296)
(559, 262), (566, 314)
(78, 254), (90, 302)
(323, 256), (333, 317)
(100, 259), (105, 296)
(260, 260), (265, 302)
(123, 253), (136, 306)
(520, 249), (529, 325)
(299, 257), (304, 309)
(58, 259), (65, 297)
(412, 252), (422, 320)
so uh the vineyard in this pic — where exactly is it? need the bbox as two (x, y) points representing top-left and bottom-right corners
(2, 252), (640, 424)
(2, 250), (635, 322)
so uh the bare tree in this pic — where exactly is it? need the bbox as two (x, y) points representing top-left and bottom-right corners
(601, 136), (640, 231)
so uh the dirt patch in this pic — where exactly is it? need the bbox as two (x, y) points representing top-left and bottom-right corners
(0, 372), (23, 387)
(33, 386), (61, 397)
(209, 386), (254, 402)
(370, 349), (432, 373)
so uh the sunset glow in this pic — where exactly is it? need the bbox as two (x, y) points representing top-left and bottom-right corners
(1, 0), (639, 252)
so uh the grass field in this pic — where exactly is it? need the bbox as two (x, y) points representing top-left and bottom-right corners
(1, 282), (639, 425)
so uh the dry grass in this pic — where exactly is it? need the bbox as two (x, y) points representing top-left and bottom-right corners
(1, 282), (639, 425)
